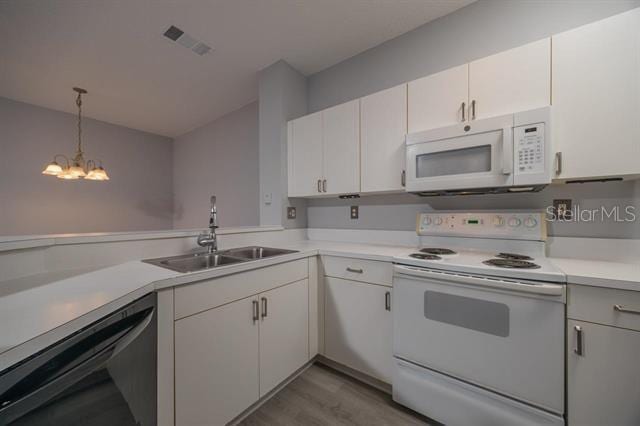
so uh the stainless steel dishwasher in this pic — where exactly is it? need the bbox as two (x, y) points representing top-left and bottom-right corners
(0, 293), (156, 425)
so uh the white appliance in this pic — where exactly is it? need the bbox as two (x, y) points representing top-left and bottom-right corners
(392, 211), (566, 426)
(405, 108), (552, 196)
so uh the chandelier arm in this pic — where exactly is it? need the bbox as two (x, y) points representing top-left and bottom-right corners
(53, 154), (70, 168)
(76, 92), (83, 154)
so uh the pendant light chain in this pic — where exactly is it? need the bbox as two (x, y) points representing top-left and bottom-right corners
(76, 91), (83, 154)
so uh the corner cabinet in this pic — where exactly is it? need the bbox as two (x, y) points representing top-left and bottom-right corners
(552, 7), (640, 181)
(287, 100), (360, 197)
(567, 284), (640, 425)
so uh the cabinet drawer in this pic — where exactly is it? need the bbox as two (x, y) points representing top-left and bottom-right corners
(568, 284), (640, 331)
(175, 259), (308, 320)
(321, 256), (392, 287)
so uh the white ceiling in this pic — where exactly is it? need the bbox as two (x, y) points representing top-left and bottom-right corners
(0, 0), (473, 137)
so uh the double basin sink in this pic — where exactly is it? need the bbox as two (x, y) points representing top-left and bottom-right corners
(143, 246), (298, 273)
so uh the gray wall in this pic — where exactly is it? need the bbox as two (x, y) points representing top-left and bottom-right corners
(258, 60), (308, 228)
(308, 0), (640, 112)
(172, 102), (259, 229)
(304, 0), (640, 238)
(0, 97), (173, 236)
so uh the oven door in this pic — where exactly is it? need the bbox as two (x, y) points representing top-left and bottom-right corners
(406, 114), (514, 193)
(393, 265), (565, 414)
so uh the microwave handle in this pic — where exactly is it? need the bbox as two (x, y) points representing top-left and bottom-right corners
(502, 126), (514, 175)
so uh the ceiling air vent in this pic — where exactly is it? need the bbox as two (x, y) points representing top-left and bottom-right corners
(163, 25), (213, 56)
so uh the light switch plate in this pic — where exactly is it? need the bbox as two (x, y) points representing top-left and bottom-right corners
(264, 193), (272, 205)
(287, 207), (296, 219)
(350, 206), (359, 219)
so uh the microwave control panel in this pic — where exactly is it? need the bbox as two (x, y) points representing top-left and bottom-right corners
(514, 123), (544, 175)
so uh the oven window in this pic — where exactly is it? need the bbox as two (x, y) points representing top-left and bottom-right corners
(416, 144), (492, 178)
(424, 291), (509, 337)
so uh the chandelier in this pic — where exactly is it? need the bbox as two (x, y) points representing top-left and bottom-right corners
(42, 87), (109, 180)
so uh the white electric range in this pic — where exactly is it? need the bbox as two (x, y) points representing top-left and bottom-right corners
(392, 211), (566, 426)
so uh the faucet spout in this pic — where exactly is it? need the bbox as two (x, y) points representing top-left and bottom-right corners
(198, 195), (219, 253)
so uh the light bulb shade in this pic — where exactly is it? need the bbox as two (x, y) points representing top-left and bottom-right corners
(86, 166), (109, 181)
(57, 167), (79, 180)
(42, 161), (63, 176)
(68, 165), (86, 177)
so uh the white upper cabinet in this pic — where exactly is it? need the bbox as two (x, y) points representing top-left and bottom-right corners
(469, 38), (551, 120)
(552, 8), (640, 181)
(408, 64), (469, 133)
(287, 100), (359, 197)
(287, 111), (323, 197)
(322, 100), (360, 195)
(361, 84), (407, 193)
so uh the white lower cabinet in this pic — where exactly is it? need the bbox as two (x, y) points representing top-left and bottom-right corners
(568, 320), (640, 426)
(324, 277), (393, 383)
(259, 279), (309, 397)
(175, 296), (259, 426)
(174, 275), (309, 426)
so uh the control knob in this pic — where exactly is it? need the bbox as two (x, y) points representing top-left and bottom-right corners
(507, 217), (522, 228)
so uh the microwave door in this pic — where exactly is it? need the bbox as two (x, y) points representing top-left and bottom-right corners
(406, 128), (514, 192)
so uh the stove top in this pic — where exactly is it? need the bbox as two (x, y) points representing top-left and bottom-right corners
(394, 211), (566, 283)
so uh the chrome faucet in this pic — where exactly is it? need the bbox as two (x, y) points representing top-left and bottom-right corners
(197, 196), (218, 253)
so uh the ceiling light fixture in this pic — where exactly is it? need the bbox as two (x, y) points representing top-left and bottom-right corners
(42, 88), (109, 181)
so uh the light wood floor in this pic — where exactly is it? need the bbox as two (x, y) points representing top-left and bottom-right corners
(239, 363), (432, 426)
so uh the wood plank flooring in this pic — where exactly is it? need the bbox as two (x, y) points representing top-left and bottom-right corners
(239, 363), (432, 426)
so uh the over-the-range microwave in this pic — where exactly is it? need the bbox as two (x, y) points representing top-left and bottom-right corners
(405, 107), (552, 196)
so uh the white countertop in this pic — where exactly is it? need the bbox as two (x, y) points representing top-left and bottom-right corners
(0, 240), (411, 369)
(1, 238), (638, 370)
(550, 257), (640, 291)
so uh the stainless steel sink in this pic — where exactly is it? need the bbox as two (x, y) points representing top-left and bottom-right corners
(223, 246), (298, 260)
(143, 252), (247, 273)
(142, 246), (298, 273)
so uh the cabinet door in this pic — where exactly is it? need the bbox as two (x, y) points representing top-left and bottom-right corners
(552, 8), (640, 180)
(324, 277), (392, 383)
(175, 296), (259, 426)
(361, 84), (407, 193)
(288, 111), (323, 196)
(568, 320), (640, 426)
(408, 64), (469, 133)
(469, 38), (550, 120)
(322, 100), (360, 195)
(259, 279), (309, 397)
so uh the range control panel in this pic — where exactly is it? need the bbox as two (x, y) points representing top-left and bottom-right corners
(417, 211), (547, 241)
(515, 123), (545, 175)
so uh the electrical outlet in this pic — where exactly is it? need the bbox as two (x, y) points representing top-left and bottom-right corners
(287, 207), (296, 219)
(350, 206), (359, 219)
(553, 199), (572, 220)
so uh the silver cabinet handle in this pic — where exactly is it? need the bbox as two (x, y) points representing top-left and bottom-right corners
(322, 179), (327, 192)
(317, 179), (322, 193)
(614, 304), (640, 315)
(346, 267), (363, 274)
(574, 325), (584, 356)
(385, 291), (391, 311)
(252, 300), (259, 323)
(401, 170), (406, 187)
(471, 99), (476, 120)
(261, 297), (268, 319)
(554, 152), (562, 176)
(461, 102), (466, 122)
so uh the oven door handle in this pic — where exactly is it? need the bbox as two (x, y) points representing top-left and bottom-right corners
(394, 265), (564, 296)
